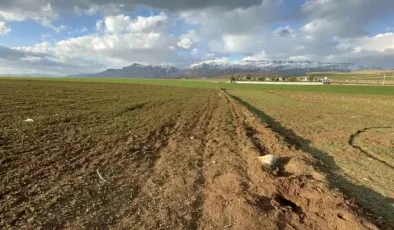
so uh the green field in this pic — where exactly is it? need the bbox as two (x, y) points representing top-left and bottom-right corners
(1, 77), (394, 96)
(309, 72), (394, 85)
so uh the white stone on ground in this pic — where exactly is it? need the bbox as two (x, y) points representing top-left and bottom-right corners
(257, 155), (278, 167)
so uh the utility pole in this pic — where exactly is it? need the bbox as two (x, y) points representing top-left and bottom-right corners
(383, 74), (386, 86)
(307, 67), (310, 81)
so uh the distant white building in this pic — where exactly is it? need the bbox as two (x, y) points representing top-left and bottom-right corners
(322, 77), (331, 85)
(297, 77), (309, 82)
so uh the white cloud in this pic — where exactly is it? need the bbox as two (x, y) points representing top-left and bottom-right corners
(46, 24), (67, 33)
(1, 0), (394, 74)
(0, 21), (10, 34)
(0, 0), (264, 14)
(0, 3), (66, 32)
(243, 51), (268, 61)
(0, 45), (101, 75)
(303, 33), (394, 68)
(301, 19), (333, 34)
(177, 37), (193, 49)
(210, 34), (264, 55)
(180, 0), (282, 36)
(101, 13), (169, 34)
(202, 53), (216, 60)
(102, 15), (131, 33)
(336, 33), (394, 54)
(5, 12), (189, 75)
(13, 26), (184, 74)
(76, 4), (125, 16)
(294, 45), (306, 51)
(288, 55), (312, 61)
(177, 30), (200, 49)
(386, 27), (394, 32)
(69, 27), (88, 34)
(301, 0), (394, 37)
(96, 20), (104, 31)
(189, 48), (200, 58)
(352, 33), (394, 52)
(19, 56), (44, 62)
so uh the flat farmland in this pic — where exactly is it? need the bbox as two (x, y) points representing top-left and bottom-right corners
(228, 88), (394, 227)
(0, 80), (214, 228)
(309, 72), (394, 85)
(0, 79), (382, 229)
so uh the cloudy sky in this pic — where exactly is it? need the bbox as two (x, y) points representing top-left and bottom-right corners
(0, 0), (394, 75)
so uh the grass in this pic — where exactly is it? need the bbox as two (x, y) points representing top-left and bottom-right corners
(1, 77), (394, 96)
(228, 88), (394, 226)
(309, 72), (394, 84)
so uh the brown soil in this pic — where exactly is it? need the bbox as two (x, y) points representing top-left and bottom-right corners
(0, 82), (379, 229)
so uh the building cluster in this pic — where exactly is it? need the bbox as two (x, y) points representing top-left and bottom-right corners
(231, 74), (330, 83)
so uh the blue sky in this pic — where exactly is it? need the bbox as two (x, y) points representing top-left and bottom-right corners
(0, 0), (394, 75)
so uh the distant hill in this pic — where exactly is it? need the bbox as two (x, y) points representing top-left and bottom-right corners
(72, 60), (383, 78)
(187, 60), (383, 76)
(0, 73), (61, 77)
(74, 63), (180, 78)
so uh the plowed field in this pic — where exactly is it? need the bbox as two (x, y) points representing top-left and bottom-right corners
(0, 80), (379, 229)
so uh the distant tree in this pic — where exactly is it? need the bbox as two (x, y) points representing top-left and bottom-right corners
(257, 77), (264, 81)
(230, 75), (236, 82)
(289, 77), (297, 82)
(308, 75), (315, 82)
(245, 74), (252, 80)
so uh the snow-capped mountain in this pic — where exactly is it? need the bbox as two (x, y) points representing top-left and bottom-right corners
(76, 63), (179, 78)
(187, 59), (381, 75)
(74, 60), (382, 78)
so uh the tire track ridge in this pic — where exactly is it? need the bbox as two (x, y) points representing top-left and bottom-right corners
(124, 92), (220, 229)
(348, 127), (394, 169)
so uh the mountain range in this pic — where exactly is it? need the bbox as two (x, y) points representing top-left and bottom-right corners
(75, 63), (179, 78)
(74, 60), (383, 78)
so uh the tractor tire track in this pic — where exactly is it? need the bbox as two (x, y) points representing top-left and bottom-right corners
(113, 94), (220, 229)
(349, 127), (394, 170)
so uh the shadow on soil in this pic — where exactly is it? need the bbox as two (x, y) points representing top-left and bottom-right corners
(228, 93), (394, 230)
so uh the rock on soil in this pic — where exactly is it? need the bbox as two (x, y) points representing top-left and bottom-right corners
(257, 154), (278, 167)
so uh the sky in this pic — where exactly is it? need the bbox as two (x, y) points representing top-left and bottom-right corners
(0, 0), (394, 75)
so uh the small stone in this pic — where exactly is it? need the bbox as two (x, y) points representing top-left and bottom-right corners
(257, 155), (278, 167)
(212, 161), (216, 164)
(23, 118), (34, 122)
(190, 136), (194, 140)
